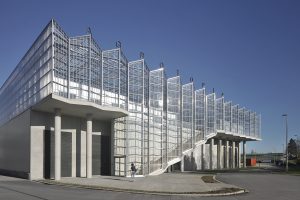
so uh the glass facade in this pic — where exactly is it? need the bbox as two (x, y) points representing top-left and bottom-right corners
(0, 20), (262, 176)
(0, 21), (53, 125)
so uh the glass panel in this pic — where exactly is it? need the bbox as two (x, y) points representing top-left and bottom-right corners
(182, 83), (193, 151)
(244, 110), (250, 136)
(224, 102), (232, 132)
(126, 60), (144, 175)
(69, 35), (90, 100)
(195, 88), (205, 142)
(250, 112), (256, 137)
(238, 108), (245, 135)
(90, 38), (102, 104)
(102, 48), (128, 108)
(231, 105), (239, 134)
(167, 76), (181, 161)
(215, 97), (224, 130)
(102, 49), (119, 107)
(206, 93), (215, 136)
(148, 69), (165, 173)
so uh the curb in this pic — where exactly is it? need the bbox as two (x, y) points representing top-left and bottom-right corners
(35, 180), (247, 197)
(214, 175), (250, 195)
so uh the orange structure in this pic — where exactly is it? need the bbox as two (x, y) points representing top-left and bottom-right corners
(246, 158), (256, 166)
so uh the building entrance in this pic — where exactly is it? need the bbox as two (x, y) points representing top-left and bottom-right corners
(92, 135), (111, 175)
(44, 130), (72, 179)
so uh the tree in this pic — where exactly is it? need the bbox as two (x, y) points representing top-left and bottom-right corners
(288, 138), (297, 156)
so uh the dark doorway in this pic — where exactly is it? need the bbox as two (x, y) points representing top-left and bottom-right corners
(101, 135), (110, 175)
(92, 135), (101, 175)
(44, 130), (51, 179)
(61, 132), (72, 177)
(92, 135), (110, 176)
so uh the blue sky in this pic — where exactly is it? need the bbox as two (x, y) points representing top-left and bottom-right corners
(0, 0), (299, 153)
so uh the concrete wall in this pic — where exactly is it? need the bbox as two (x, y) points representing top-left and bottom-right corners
(0, 110), (30, 178)
(29, 110), (112, 180)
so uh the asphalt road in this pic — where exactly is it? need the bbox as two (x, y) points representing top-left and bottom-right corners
(216, 173), (300, 200)
(0, 173), (299, 200)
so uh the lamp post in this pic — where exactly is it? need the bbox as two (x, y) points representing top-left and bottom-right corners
(282, 114), (288, 172)
(294, 134), (298, 159)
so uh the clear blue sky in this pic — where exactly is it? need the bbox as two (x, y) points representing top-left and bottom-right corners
(0, 0), (299, 153)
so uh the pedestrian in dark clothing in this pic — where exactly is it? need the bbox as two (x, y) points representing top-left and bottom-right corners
(131, 163), (137, 178)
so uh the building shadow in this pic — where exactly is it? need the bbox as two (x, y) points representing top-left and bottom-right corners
(184, 152), (197, 171)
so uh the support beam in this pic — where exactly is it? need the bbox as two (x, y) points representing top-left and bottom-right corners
(201, 144), (205, 170)
(217, 139), (222, 169)
(181, 155), (185, 172)
(232, 141), (236, 168)
(86, 114), (93, 178)
(237, 141), (240, 168)
(243, 141), (246, 168)
(209, 138), (214, 170)
(225, 140), (229, 169)
(54, 108), (61, 181)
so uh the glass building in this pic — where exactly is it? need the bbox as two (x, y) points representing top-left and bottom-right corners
(0, 20), (261, 180)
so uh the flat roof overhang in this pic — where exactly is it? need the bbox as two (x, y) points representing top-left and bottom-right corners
(31, 94), (129, 121)
(206, 130), (261, 142)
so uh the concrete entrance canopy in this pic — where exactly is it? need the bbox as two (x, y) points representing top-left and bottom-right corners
(213, 130), (262, 142)
(31, 94), (129, 120)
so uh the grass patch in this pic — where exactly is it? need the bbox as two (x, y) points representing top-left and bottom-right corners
(201, 175), (218, 183)
(206, 187), (243, 194)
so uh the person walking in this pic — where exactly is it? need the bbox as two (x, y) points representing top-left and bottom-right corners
(131, 163), (137, 178)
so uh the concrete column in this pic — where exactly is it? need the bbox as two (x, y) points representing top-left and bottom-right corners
(54, 108), (61, 181)
(237, 142), (240, 168)
(243, 141), (246, 168)
(232, 141), (236, 168)
(71, 130), (76, 177)
(86, 114), (93, 178)
(209, 138), (214, 170)
(225, 140), (229, 168)
(217, 139), (222, 169)
(181, 155), (185, 172)
(110, 121), (115, 176)
(201, 144), (205, 170)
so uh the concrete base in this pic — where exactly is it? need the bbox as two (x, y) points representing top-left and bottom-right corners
(0, 108), (114, 180)
(183, 138), (244, 171)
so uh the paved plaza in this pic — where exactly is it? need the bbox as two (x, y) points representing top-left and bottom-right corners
(48, 173), (242, 194)
(0, 172), (300, 200)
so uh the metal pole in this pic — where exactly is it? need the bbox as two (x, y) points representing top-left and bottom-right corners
(294, 134), (298, 159)
(282, 114), (288, 172)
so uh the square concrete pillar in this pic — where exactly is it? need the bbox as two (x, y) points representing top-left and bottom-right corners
(232, 141), (236, 168)
(243, 141), (246, 168)
(54, 108), (61, 181)
(225, 140), (229, 169)
(181, 155), (185, 172)
(217, 139), (222, 169)
(237, 141), (240, 168)
(201, 144), (205, 170)
(209, 138), (214, 170)
(86, 114), (92, 178)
